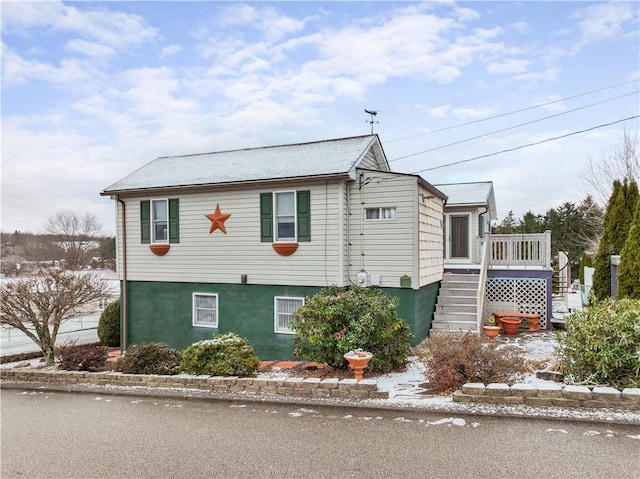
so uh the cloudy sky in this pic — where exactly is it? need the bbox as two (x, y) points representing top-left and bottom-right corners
(2, 1), (639, 235)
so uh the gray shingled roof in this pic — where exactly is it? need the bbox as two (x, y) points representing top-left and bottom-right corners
(102, 135), (383, 194)
(434, 181), (497, 219)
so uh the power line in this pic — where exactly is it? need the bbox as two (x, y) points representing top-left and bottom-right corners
(386, 78), (639, 144)
(409, 115), (640, 174)
(389, 90), (639, 162)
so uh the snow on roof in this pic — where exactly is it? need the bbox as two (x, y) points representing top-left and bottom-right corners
(434, 181), (497, 219)
(102, 135), (383, 194)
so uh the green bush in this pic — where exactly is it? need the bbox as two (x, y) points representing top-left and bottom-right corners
(58, 342), (109, 372)
(618, 196), (640, 299)
(98, 299), (120, 347)
(290, 286), (412, 372)
(113, 343), (182, 375)
(180, 333), (260, 376)
(422, 332), (527, 394)
(556, 298), (640, 388)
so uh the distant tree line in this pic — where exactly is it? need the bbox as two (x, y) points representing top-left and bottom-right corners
(1, 212), (115, 275)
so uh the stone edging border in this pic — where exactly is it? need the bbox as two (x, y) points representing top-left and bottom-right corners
(454, 383), (640, 410)
(0, 368), (388, 400)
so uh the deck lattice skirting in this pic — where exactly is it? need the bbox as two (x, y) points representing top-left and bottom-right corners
(454, 383), (640, 410)
(0, 368), (389, 400)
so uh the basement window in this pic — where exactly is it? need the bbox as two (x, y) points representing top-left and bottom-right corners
(193, 293), (218, 328)
(274, 296), (304, 334)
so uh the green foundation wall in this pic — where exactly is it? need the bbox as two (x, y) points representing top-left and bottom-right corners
(124, 280), (440, 360)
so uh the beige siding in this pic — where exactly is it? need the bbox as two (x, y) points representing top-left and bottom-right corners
(418, 187), (444, 286)
(347, 170), (415, 288)
(359, 149), (380, 169)
(116, 181), (345, 286)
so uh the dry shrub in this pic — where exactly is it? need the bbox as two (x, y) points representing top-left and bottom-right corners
(423, 332), (526, 394)
(58, 342), (109, 372)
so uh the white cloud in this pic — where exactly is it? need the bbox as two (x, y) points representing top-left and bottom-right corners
(1, 44), (91, 86)
(2, 1), (157, 50)
(487, 58), (530, 75)
(217, 4), (308, 41)
(573, 2), (638, 43)
(66, 39), (115, 58)
(160, 44), (182, 58)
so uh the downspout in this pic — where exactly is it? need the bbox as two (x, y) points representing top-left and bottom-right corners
(115, 196), (128, 352)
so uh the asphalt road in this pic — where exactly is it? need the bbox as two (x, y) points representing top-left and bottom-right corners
(2, 389), (639, 479)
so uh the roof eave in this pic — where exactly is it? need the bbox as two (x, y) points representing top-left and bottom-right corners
(100, 173), (351, 197)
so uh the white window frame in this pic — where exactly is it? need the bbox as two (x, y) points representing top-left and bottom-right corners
(192, 293), (218, 328)
(274, 296), (305, 334)
(151, 198), (169, 244)
(274, 191), (297, 242)
(364, 207), (397, 221)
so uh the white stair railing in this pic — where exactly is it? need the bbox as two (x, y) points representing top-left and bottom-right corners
(476, 239), (489, 332)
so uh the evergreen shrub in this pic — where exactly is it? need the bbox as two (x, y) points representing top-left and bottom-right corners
(556, 298), (640, 388)
(98, 299), (120, 347)
(290, 286), (412, 372)
(422, 332), (527, 394)
(58, 342), (109, 371)
(113, 343), (182, 375)
(180, 333), (260, 376)
(618, 196), (640, 299)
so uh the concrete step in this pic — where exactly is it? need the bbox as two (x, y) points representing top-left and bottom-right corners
(440, 282), (479, 291)
(436, 304), (477, 314)
(433, 312), (477, 323)
(438, 288), (478, 297)
(430, 321), (478, 332)
(443, 273), (480, 282)
(436, 296), (476, 306)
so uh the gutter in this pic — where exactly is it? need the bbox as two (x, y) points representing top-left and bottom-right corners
(115, 196), (128, 352)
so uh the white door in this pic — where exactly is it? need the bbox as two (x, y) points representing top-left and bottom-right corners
(445, 213), (471, 263)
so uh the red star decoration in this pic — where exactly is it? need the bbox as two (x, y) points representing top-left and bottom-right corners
(205, 203), (231, 234)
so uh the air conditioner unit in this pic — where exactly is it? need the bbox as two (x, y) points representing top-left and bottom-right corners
(357, 272), (369, 286)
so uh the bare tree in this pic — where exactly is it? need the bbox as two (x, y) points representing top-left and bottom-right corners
(0, 269), (111, 365)
(45, 212), (102, 269)
(581, 128), (639, 205)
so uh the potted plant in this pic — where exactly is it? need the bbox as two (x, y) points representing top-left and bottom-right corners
(501, 317), (521, 335)
(483, 316), (500, 339)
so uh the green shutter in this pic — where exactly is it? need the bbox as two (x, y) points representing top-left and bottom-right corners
(169, 198), (179, 243)
(140, 200), (150, 244)
(297, 190), (311, 242)
(260, 192), (273, 242)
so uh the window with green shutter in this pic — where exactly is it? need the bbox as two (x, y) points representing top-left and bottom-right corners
(260, 190), (310, 243)
(140, 200), (151, 244)
(169, 198), (179, 243)
(260, 192), (273, 242)
(141, 198), (179, 244)
(297, 190), (310, 242)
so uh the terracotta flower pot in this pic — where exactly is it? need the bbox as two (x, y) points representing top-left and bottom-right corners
(483, 325), (500, 340)
(344, 350), (373, 382)
(501, 317), (521, 335)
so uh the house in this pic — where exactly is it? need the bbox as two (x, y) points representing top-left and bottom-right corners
(431, 182), (553, 332)
(100, 135), (448, 359)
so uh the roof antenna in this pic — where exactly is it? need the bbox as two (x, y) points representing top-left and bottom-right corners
(364, 109), (379, 134)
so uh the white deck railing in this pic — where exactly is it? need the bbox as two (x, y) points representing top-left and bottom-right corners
(489, 230), (551, 268)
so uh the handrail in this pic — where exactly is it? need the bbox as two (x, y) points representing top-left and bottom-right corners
(489, 230), (551, 268)
(476, 239), (490, 332)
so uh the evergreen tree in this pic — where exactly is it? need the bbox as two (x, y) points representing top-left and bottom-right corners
(618, 195), (640, 298)
(593, 180), (637, 300)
